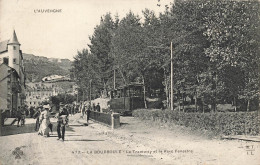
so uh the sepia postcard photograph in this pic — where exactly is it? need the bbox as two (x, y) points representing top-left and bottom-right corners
(0, 0), (259, 164)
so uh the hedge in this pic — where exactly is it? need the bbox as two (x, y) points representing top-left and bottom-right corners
(132, 109), (260, 136)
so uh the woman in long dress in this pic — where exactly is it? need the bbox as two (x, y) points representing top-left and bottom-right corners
(38, 105), (51, 137)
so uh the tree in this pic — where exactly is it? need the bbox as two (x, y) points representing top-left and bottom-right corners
(202, 0), (260, 111)
(71, 49), (102, 101)
(88, 13), (117, 91)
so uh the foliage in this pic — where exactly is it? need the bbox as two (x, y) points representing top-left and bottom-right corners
(133, 109), (260, 136)
(71, 0), (259, 111)
(88, 13), (118, 89)
(50, 94), (76, 107)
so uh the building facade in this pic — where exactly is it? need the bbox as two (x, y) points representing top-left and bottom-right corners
(25, 82), (54, 107)
(25, 80), (75, 108)
(0, 31), (26, 116)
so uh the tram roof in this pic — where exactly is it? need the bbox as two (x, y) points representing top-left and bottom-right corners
(109, 82), (144, 91)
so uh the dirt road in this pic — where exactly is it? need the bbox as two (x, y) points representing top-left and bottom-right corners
(0, 116), (163, 165)
(91, 116), (260, 165)
(0, 114), (259, 165)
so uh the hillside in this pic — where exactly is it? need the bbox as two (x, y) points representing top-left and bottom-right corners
(23, 53), (72, 82)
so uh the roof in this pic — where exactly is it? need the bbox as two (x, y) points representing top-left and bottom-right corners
(109, 82), (144, 91)
(0, 30), (21, 54)
(8, 30), (20, 45)
(0, 40), (9, 54)
(0, 63), (20, 78)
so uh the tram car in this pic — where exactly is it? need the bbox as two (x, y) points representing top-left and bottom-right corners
(108, 83), (163, 115)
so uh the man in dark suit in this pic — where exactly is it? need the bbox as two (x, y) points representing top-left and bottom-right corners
(33, 106), (42, 131)
(96, 103), (101, 112)
(57, 103), (68, 141)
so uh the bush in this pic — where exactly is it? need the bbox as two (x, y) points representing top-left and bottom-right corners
(132, 109), (260, 136)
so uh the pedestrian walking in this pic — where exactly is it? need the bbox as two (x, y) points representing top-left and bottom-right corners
(72, 105), (75, 115)
(96, 103), (101, 112)
(29, 107), (34, 118)
(16, 107), (25, 127)
(92, 103), (96, 111)
(86, 102), (91, 123)
(16, 107), (22, 127)
(38, 105), (51, 137)
(25, 106), (29, 117)
(81, 102), (85, 118)
(33, 106), (41, 131)
(57, 103), (69, 141)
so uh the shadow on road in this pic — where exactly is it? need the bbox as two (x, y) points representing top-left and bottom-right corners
(1, 123), (37, 136)
(66, 135), (82, 136)
(120, 123), (129, 126)
(64, 139), (105, 142)
(1, 122), (75, 136)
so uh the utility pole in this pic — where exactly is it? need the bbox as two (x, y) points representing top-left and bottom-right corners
(170, 42), (174, 111)
(147, 42), (174, 110)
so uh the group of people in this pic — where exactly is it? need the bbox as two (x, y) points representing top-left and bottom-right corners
(33, 103), (69, 141)
(15, 101), (100, 141)
(79, 102), (101, 123)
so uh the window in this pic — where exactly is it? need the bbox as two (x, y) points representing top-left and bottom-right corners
(3, 58), (8, 65)
(13, 58), (16, 64)
(13, 46), (16, 50)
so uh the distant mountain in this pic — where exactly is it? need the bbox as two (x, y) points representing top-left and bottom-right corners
(23, 53), (72, 82)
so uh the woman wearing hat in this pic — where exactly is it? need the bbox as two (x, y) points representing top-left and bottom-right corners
(38, 105), (51, 137)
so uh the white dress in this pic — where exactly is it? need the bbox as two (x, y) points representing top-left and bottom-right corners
(38, 110), (51, 136)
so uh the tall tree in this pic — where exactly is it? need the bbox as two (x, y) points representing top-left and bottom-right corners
(88, 13), (117, 90)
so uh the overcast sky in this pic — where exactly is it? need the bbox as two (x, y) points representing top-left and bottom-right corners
(0, 0), (172, 60)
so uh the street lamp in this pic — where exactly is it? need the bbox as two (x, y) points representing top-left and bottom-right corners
(148, 41), (174, 110)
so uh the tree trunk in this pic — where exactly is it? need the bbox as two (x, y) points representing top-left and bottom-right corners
(247, 99), (250, 112)
(212, 71), (217, 112)
(178, 95), (181, 112)
(182, 93), (185, 112)
(164, 69), (169, 108)
(202, 97), (205, 114)
(195, 89), (198, 112)
(142, 75), (147, 109)
(83, 90), (85, 102)
(234, 96), (237, 112)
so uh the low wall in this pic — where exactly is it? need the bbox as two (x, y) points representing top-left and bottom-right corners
(89, 111), (120, 129)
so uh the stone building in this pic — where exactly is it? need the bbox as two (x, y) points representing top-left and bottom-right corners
(25, 80), (75, 108)
(0, 30), (26, 116)
(25, 82), (54, 107)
